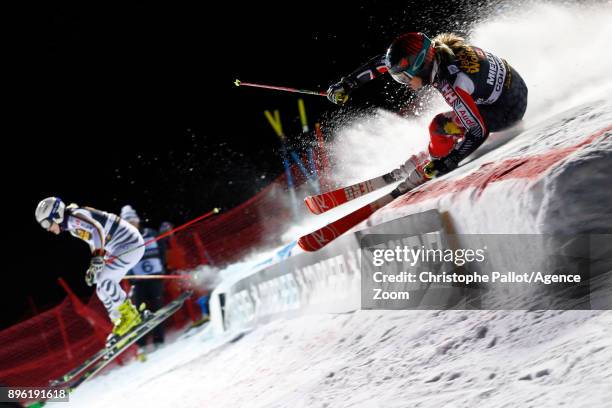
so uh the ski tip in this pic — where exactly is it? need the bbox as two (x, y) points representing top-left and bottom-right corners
(304, 197), (322, 215)
(298, 236), (320, 252)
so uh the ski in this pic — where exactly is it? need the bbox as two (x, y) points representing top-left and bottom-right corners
(304, 172), (398, 215)
(50, 291), (192, 389)
(49, 346), (108, 387)
(298, 188), (402, 251)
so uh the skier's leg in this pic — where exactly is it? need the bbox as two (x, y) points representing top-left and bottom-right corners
(149, 279), (166, 345)
(132, 281), (149, 348)
(96, 276), (125, 321)
(96, 242), (145, 324)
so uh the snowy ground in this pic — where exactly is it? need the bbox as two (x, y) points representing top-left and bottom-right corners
(59, 309), (612, 407)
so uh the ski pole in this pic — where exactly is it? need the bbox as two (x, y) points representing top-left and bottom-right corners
(122, 275), (193, 281)
(234, 79), (327, 97)
(106, 207), (221, 264)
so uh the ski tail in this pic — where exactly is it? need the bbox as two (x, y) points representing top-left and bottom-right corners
(55, 291), (192, 390)
(49, 347), (108, 387)
(304, 172), (396, 215)
(298, 191), (398, 251)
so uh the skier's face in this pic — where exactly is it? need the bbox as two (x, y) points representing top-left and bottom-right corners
(48, 222), (61, 235)
(390, 70), (424, 90)
(408, 75), (423, 90)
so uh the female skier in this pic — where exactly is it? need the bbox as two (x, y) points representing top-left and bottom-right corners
(35, 197), (145, 341)
(327, 32), (528, 191)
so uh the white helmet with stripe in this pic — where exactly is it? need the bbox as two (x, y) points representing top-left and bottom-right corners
(35, 197), (66, 229)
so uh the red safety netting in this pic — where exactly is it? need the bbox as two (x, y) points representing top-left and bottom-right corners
(0, 285), (196, 389)
(0, 295), (108, 387)
(0, 166), (314, 390)
(168, 167), (311, 269)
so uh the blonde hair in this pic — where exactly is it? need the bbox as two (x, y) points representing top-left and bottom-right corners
(432, 33), (467, 63)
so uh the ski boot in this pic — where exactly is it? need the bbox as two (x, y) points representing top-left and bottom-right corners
(105, 299), (142, 349)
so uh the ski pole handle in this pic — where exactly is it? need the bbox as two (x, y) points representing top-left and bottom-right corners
(235, 79), (327, 97)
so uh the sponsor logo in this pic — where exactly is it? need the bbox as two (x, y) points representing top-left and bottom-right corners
(440, 83), (458, 105)
(486, 52), (501, 88)
(456, 46), (480, 74)
(457, 106), (476, 128)
(484, 52), (507, 104)
(304, 226), (340, 250)
(454, 101), (483, 139)
(307, 192), (340, 214)
(76, 229), (91, 240)
(447, 65), (459, 75)
(345, 181), (374, 200)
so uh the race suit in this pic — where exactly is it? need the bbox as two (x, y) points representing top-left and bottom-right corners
(60, 206), (145, 320)
(342, 43), (528, 174)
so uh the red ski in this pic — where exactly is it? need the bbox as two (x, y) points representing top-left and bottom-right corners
(304, 172), (397, 215)
(298, 191), (399, 252)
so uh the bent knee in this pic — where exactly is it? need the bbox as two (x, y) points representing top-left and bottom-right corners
(429, 112), (465, 158)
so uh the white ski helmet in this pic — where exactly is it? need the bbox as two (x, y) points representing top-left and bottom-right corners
(35, 197), (66, 229)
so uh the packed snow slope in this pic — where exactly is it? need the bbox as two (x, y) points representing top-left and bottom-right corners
(60, 3), (611, 407)
(369, 101), (612, 235)
(59, 103), (612, 408)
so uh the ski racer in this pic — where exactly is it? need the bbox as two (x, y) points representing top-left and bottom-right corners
(35, 197), (146, 340)
(327, 32), (528, 192)
(121, 205), (167, 355)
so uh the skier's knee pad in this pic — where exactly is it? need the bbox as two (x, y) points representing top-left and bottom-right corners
(428, 112), (465, 158)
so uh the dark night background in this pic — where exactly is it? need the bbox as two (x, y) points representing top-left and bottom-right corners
(5, 1), (484, 328)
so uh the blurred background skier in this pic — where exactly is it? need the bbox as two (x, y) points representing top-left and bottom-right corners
(327, 32), (528, 192)
(121, 205), (167, 359)
(35, 197), (145, 342)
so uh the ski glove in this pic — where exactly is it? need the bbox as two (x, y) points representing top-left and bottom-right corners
(390, 151), (430, 180)
(396, 167), (429, 194)
(326, 78), (355, 105)
(428, 156), (459, 177)
(85, 251), (105, 286)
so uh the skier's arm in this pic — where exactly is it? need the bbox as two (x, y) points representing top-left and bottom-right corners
(327, 54), (387, 105)
(344, 54), (388, 87)
(431, 85), (488, 175)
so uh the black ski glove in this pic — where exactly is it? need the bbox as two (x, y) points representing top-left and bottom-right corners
(426, 156), (459, 178)
(326, 77), (355, 105)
